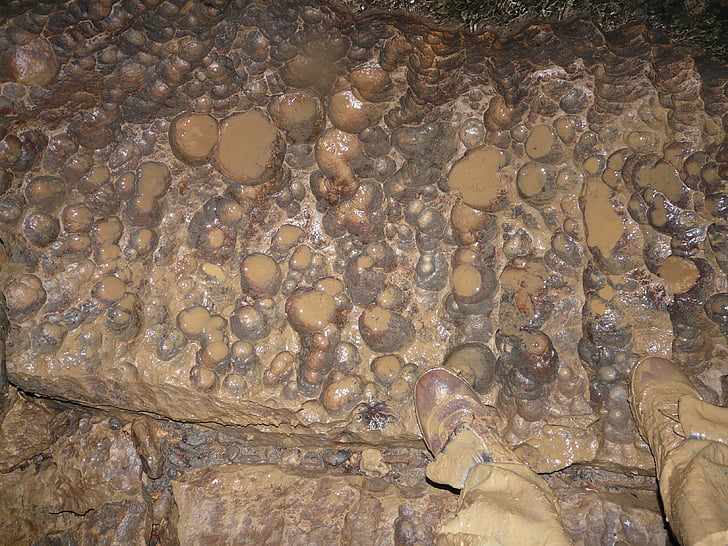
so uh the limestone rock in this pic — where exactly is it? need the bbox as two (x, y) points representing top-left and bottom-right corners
(172, 463), (457, 544)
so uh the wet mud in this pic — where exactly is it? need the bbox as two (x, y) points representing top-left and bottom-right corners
(1, 0), (727, 542)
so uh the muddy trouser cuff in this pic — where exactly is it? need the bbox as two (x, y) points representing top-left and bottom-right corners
(659, 439), (728, 546)
(428, 427), (571, 545)
(426, 423), (522, 490)
(434, 463), (571, 545)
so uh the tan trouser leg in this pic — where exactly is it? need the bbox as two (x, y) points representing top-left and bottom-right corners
(429, 429), (571, 545)
(661, 440), (728, 546)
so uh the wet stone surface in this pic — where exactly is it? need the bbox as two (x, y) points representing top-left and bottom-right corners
(0, 0), (727, 542)
(0, 389), (670, 544)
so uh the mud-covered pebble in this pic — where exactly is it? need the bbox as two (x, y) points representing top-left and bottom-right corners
(190, 365), (217, 392)
(443, 343), (496, 394)
(371, 354), (403, 386)
(240, 253), (282, 298)
(448, 146), (510, 211)
(230, 303), (270, 342)
(358, 304), (414, 353)
(23, 211), (59, 247)
(169, 112), (218, 165)
(3, 273), (46, 318)
(264, 351), (295, 386)
(215, 110), (284, 184)
(321, 372), (363, 414)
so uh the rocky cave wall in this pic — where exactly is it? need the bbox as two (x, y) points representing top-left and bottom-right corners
(1, 0), (728, 543)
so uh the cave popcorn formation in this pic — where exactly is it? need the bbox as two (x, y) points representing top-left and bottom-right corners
(1, 0), (728, 541)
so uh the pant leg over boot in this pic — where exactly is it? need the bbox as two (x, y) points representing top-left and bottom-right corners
(415, 368), (572, 545)
(431, 427), (571, 546)
(630, 357), (728, 545)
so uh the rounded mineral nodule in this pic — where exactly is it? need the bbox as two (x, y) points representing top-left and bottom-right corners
(484, 96), (524, 131)
(264, 351), (295, 387)
(127, 228), (158, 259)
(177, 306), (211, 339)
(559, 87), (588, 113)
(388, 377), (412, 403)
(344, 255), (384, 306)
(230, 303), (271, 342)
(106, 293), (141, 339)
(168, 112), (218, 165)
(499, 329), (560, 400)
(314, 128), (364, 189)
(658, 255), (700, 295)
(442, 342), (496, 394)
(240, 253), (282, 298)
(450, 201), (497, 246)
(0, 195), (24, 225)
(31, 320), (67, 355)
(328, 90), (380, 134)
(375, 285), (405, 311)
(448, 146), (510, 211)
(93, 275), (126, 303)
(332, 341), (359, 372)
(157, 328), (186, 361)
(705, 293), (728, 332)
(289, 245), (313, 272)
(350, 63), (393, 103)
(3, 273), (46, 318)
(285, 288), (336, 335)
(92, 216), (123, 246)
(358, 304), (414, 353)
(24, 176), (66, 212)
(222, 373), (248, 394)
(60, 204), (94, 233)
(525, 125), (561, 163)
(267, 91), (324, 144)
(214, 110), (284, 185)
(451, 264), (497, 306)
(198, 340), (230, 369)
(79, 166), (110, 195)
(271, 224), (305, 255)
(371, 354), (403, 386)
(4, 38), (60, 86)
(321, 372), (363, 414)
(23, 211), (60, 247)
(516, 163), (557, 206)
(190, 365), (217, 392)
(135, 162), (170, 198)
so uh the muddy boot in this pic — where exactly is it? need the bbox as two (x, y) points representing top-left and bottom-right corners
(629, 356), (700, 476)
(415, 367), (571, 545)
(414, 367), (518, 488)
(630, 357), (728, 545)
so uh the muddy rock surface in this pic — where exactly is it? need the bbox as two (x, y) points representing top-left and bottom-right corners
(0, 0), (727, 543)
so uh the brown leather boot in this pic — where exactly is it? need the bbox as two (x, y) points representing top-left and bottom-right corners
(414, 367), (518, 488)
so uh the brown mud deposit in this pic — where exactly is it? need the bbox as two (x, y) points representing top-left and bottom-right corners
(0, 0), (727, 543)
